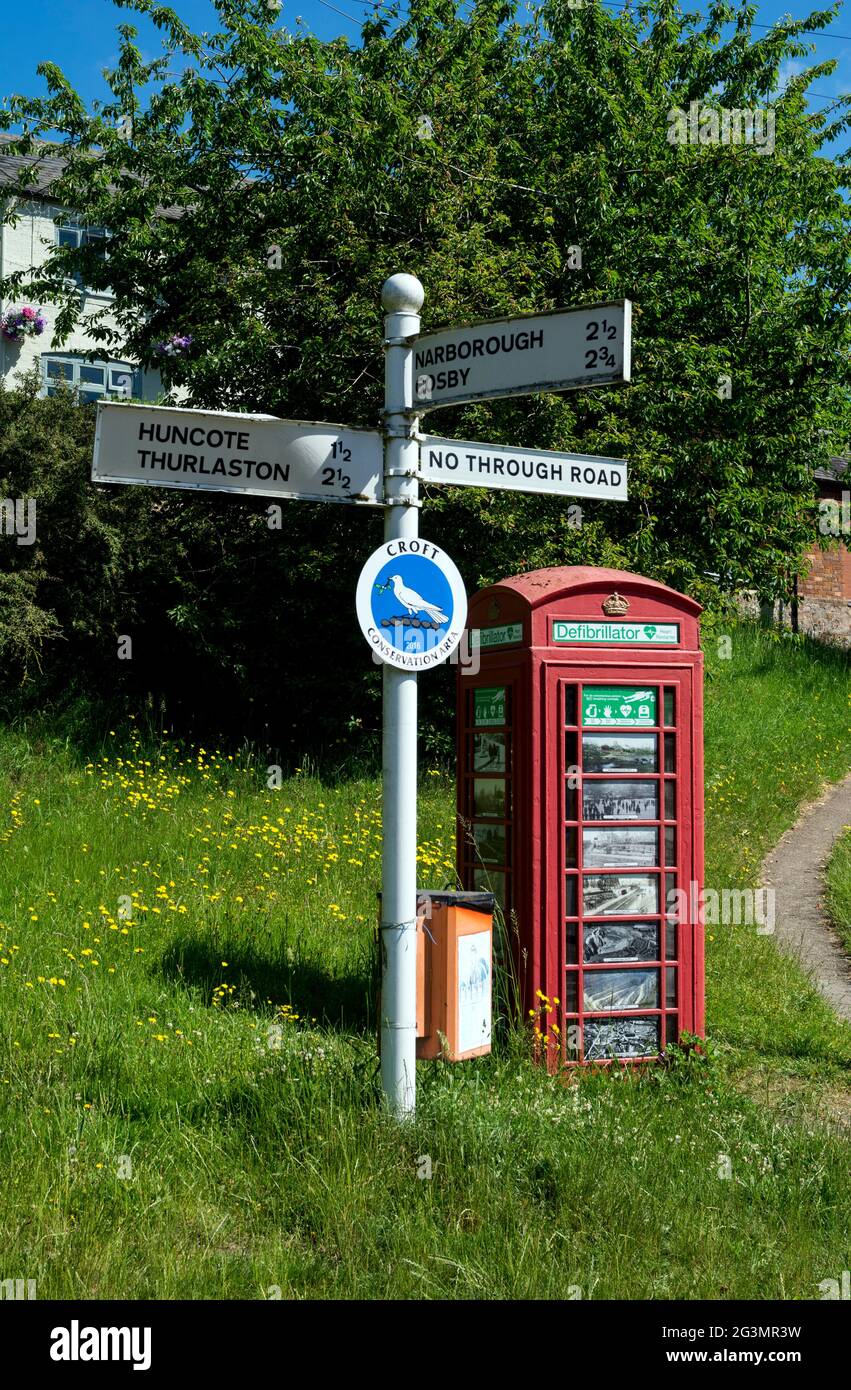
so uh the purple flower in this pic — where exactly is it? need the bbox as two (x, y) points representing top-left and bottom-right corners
(1, 306), (47, 341)
(155, 332), (193, 357)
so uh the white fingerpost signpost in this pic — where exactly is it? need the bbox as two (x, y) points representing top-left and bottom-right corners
(90, 273), (633, 1120)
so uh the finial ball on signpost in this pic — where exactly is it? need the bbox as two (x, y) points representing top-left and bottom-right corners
(381, 273), (425, 314)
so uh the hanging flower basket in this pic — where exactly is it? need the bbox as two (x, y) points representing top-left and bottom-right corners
(1, 306), (47, 343)
(154, 333), (193, 358)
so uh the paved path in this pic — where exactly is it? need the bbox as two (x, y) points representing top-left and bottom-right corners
(761, 772), (851, 1023)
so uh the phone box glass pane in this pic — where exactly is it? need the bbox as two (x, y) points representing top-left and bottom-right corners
(666, 967), (678, 1009)
(473, 823), (507, 866)
(565, 971), (578, 1013)
(583, 733), (657, 773)
(582, 687), (656, 727)
(473, 779), (506, 818)
(584, 921), (660, 963)
(566, 920), (579, 965)
(582, 781), (658, 821)
(665, 874), (678, 917)
(473, 687), (506, 727)
(473, 867), (506, 911)
(665, 920), (678, 959)
(564, 685), (577, 725)
(583, 873), (659, 916)
(583, 968), (659, 1012)
(565, 827), (578, 869)
(664, 780), (676, 819)
(583, 1016), (660, 1060)
(665, 825), (677, 865)
(582, 827), (658, 868)
(565, 875), (578, 917)
(664, 733), (676, 773)
(663, 688), (676, 726)
(666, 1015), (678, 1046)
(473, 733), (506, 772)
(565, 782), (578, 821)
(565, 731), (578, 771)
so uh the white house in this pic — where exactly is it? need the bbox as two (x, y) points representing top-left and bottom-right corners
(0, 135), (164, 403)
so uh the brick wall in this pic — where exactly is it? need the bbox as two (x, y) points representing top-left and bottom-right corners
(801, 541), (851, 602)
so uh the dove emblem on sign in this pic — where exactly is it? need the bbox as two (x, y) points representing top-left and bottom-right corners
(386, 574), (449, 625)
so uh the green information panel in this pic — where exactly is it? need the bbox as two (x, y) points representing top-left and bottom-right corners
(474, 686), (506, 726)
(582, 687), (656, 727)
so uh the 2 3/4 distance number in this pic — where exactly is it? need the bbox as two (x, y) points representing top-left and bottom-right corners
(585, 318), (619, 370)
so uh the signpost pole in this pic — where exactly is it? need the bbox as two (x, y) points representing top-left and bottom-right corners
(380, 273), (424, 1117)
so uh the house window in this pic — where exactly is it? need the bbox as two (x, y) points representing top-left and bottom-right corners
(42, 354), (142, 404)
(56, 222), (111, 296)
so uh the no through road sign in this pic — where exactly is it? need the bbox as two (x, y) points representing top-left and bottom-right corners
(419, 435), (628, 501)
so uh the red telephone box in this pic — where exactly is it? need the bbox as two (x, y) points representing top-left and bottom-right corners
(457, 566), (704, 1065)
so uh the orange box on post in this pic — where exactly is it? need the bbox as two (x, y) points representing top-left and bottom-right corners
(415, 890), (494, 1060)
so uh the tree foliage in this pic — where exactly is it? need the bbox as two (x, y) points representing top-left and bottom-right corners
(0, 0), (849, 749)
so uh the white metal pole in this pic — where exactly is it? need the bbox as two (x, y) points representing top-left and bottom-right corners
(380, 272), (424, 1118)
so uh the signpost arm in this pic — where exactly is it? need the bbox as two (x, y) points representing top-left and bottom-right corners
(380, 273), (424, 1117)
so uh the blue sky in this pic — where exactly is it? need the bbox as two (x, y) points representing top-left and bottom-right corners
(1, 0), (849, 114)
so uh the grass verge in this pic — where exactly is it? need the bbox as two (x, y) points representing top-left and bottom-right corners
(826, 828), (851, 957)
(0, 621), (849, 1298)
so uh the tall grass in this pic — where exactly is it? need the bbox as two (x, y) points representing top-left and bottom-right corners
(826, 829), (851, 957)
(0, 622), (849, 1299)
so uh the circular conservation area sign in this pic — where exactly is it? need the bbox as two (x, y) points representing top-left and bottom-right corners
(356, 538), (467, 670)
